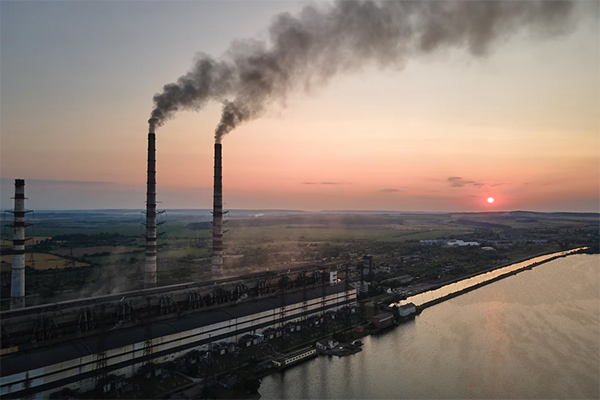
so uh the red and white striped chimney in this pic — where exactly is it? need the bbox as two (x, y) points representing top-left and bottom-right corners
(212, 143), (224, 272)
(11, 179), (26, 309)
(145, 119), (158, 288)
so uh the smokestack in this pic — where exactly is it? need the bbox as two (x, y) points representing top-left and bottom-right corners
(10, 179), (26, 309)
(212, 143), (224, 272)
(145, 119), (158, 288)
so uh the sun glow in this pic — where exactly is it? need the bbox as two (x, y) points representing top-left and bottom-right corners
(488, 197), (494, 204)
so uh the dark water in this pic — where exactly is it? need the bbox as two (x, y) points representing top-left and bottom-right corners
(259, 254), (600, 399)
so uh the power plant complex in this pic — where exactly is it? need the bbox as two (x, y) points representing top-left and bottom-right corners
(0, 122), (357, 399)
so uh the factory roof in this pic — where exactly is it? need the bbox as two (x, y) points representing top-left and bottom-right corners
(371, 312), (394, 321)
(1, 284), (352, 376)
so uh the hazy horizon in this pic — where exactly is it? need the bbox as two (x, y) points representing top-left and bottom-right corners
(0, 199), (598, 216)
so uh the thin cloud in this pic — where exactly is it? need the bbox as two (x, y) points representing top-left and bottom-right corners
(302, 181), (340, 185)
(448, 177), (484, 188)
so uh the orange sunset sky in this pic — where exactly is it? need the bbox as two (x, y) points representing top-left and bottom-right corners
(1, 1), (598, 212)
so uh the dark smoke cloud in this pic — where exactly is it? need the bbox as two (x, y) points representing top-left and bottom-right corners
(151, 0), (574, 142)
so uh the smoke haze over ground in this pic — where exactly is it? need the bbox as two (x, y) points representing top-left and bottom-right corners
(150, 0), (575, 142)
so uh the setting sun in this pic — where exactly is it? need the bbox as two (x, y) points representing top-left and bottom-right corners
(488, 197), (494, 204)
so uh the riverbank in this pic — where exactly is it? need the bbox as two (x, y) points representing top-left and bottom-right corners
(393, 247), (585, 311)
(257, 254), (600, 400)
(402, 247), (586, 300)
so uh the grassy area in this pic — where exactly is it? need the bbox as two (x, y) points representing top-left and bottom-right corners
(159, 247), (211, 259)
(225, 225), (471, 245)
(0, 253), (89, 271)
(52, 246), (144, 257)
(4, 221), (186, 237)
(83, 253), (143, 265)
(2, 210), (595, 304)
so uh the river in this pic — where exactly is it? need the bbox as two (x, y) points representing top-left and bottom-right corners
(258, 254), (599, 399)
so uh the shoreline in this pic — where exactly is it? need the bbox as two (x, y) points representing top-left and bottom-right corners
(398, 247), (586, 312)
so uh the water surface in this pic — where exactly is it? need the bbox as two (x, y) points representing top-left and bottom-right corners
(259, 254), (600, 399)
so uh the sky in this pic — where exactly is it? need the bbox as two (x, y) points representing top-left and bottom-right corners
(1, 1), (598, 212)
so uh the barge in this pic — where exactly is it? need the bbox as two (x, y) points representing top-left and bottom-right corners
(272, 347), (317, 369)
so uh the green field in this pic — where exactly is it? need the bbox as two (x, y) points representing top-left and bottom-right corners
(0, 253), (89, 271)
(1, 209), (596, 305)
(225, 225), (470, 245)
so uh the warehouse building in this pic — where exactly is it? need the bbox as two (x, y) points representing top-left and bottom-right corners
(0, 284), (356, 399)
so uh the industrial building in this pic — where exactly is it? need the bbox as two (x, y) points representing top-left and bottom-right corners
(0, 263), (356, 398)
(369, 312), (395, 331)
(0, 281), (356, 398)
(419, 239), (480, 247)
(0, 121), (357, 399)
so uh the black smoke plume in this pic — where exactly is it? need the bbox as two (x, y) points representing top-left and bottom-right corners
(150, 0), (575, 143)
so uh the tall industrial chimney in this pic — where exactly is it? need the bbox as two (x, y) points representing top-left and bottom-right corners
(145, 119), (158, 288)
(212, 143), (224, 273)
(10, 179), (27, 309)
